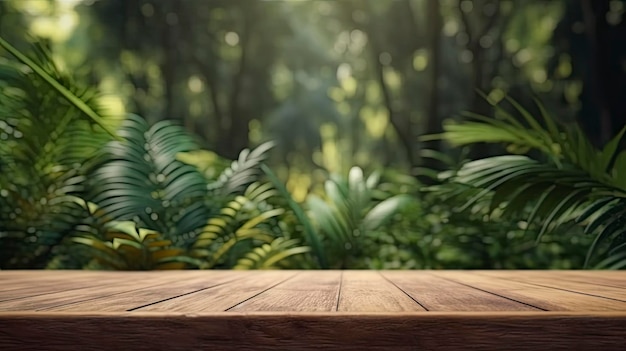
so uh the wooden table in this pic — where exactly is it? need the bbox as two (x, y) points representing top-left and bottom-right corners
(1, 270), (626, 350)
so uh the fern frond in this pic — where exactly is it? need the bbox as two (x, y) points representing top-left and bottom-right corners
(233, 238), (310, 269)
(191, 184), (286, 268)
(88, 115), (208, 245)
(210, 141), (275, 196)
(0, 40), (117, 268)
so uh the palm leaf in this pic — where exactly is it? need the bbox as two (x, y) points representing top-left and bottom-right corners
(0, 36), (117, 137)
(440, 96), (626, 268)
(0, 40), (117, 268)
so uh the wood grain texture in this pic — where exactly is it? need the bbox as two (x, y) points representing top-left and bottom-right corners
(433, 271), (626, 311)
(0, 271), (222, 308)
(0, 274), (151, 301)
(474, 271), (626, 301)
(136, 270), (297, 312)
(478, 270), (626, 289)
(381, 271), (539, 311)
(43, 272), (241, 312)
(337, 271), (425, 312)
(229, 271), (341, 312)
(2, 270), (626, 350)
(2, 312), (626, 351)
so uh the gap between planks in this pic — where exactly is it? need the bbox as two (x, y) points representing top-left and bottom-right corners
(432, 271), (626, 311)
(470, 270), (626, 303)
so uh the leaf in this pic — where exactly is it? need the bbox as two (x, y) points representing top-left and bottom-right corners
(363, 195), (412, 231)
(533, 97), (561, 142)
(536, 188), (587, 242)
(233, 238), (310, 269)
(89, 115), (208, 243)
(239, 208), (285, 230)
(262, 164), (327, 268)
(599, 125), (626, 173)
(576, 198), (618, 224)
(307, 195), (350, 243)
(213, 141), (275, 195)
(0, 36), (118, 138)
(585, 212), (626, 268)
(583, 202), (626, 235)
(72, 237), (118, 257)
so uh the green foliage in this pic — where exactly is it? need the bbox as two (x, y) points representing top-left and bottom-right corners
(0, 36), (117, 137)
(439, 97), (626, 268)
(73, 220), (197, 270)
(306, 166), (413, 268)
(83, 128), (310, 270)
(3, 15), (616, 271)
(178, 142), (311, 269)
(263, 164), (327, 268)
(88, 114), (208, 247)
(234, 237), (310, 269)
(421, 174), (591, 269)
(211, 141), (277, 196)
(0, 39), (309, 270)
(0, 38), (117, 268)
(191, 184), (284, 268)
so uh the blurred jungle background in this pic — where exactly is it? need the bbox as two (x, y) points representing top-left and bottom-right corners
(1, 0), (626, 270)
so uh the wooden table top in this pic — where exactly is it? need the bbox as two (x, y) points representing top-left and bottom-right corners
(1, 270), (626, 350)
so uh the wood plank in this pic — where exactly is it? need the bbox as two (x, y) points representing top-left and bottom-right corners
(558, 274), (626, 289)
(0, 271), (247, 303)
(337, 271), (424, 312)
(433, 271), (626, 311)
(487, 270), (626, 290)
(229, 271), (341, 312)
(42, 272), (243, 312)
(2, 312), (626, 350)
(474, 271), (626, 302)
(0, 274), (162, 302)
(381, 271), (539, 311)
(137, 271), (297, 312)
(0, 273), (201, 311)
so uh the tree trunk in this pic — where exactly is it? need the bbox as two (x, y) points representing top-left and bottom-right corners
(422, 0), (443, 172)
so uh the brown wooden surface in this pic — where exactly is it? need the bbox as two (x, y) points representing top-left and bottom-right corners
(1, 270), (626, 350)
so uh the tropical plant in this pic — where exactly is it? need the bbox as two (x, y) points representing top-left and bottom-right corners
(233, 237), (310, 269)
(263, 164), (327, 268)
(178, 141), (311, 269)
(305, 166), (413, 268)
(436, 96), (626, 268)
(83, 120), (310, 270)
(0, 36), (118, 268)
(87, 114), (209, 248)
(421, 172), (591, 269)
(73, 220), (197, 270)
(0, 37), (309, 270)
(190, 181), (303, 269)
